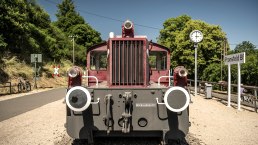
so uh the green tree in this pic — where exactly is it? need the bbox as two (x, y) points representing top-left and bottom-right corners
(0, 0), (73, 62)
(233, 41), (258, 85)
(55, 0), (84, 32)
(0, 35), (7, 50)
(68, 24), (102, 48)
(0, 0), (30, 56)
(202, 41), (258, 86)
(201, 63), (227, 82)
(158, 15), (228, 78)
(241, 52), (258, 85)
(55, 0), (102, 65)
(234, 41), (256, 55)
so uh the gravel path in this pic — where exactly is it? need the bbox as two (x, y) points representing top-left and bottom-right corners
(0, 99), (72, 145)
(189, 95), (258, 145)
(0, 92), (258, 145)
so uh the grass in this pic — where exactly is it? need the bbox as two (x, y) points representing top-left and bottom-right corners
(2, 56), (34, 80)
(0, 57), (76, 94)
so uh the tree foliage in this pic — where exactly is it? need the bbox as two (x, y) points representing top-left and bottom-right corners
(54, 0), (102, 64)
(0, 0), (71, 62)
(232, 41), (258, 85)
(201, 41), (258, 86)
(0, 0), (102, 65)
(234, 41), (256, 55)
(55, 0), (84, 32)
(158, 15), (228, 78)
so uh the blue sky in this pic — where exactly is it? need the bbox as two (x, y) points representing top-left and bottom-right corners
(38, 0), (258, 49)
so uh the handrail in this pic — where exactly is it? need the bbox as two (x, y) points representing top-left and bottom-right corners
(156, 98), (165, 105)
(168, 69), (171, 86)
(82, 75), (99, 87)
(91, 98), (100, 104)
(158, 76), (173, 86)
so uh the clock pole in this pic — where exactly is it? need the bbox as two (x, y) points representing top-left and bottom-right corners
(189, 30), (203, 97)
(194, 43), (198, 97)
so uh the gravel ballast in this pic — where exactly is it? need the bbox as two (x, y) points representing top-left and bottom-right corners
(0, 93), (258, 145)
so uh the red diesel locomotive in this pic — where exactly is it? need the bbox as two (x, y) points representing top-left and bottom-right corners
(65, 20), (190, 145)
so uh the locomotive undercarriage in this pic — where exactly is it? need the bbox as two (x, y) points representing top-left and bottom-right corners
(66, 88), (189, 145)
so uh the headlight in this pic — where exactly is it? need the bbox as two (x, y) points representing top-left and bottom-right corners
(65, 86), (91, 112)
(164, 86), (190, 112)
(68, 67), (78, 78)
(124, 20), (133, 29)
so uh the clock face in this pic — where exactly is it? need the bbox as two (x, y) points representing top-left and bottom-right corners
(190, 30), (203, 43)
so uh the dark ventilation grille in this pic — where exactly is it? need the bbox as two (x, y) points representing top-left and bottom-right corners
(112, 40), (144, 85)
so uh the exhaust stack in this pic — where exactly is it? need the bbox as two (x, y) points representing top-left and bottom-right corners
(122, 20), (134, 38)
(173, 66), (188, 87)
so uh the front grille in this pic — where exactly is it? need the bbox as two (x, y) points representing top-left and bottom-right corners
(111, 40), (144, 85)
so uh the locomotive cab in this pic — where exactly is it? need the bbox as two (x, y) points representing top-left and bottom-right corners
(65, 20), (190, 144)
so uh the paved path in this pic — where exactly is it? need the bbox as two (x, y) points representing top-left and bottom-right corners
(0, 88), (66, 122)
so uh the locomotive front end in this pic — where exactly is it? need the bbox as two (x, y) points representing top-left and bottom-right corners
(65, 20), (190, 144)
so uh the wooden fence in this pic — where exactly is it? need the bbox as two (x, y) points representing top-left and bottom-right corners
(0, 81), (31, 96)
(0, 82), (12, 95)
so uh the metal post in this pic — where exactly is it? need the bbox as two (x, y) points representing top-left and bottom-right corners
(237, 62), (241, 110)
(69, 35), (78, 65)
(9, 82), (11, 94)
(34, 56), (37, 89)
(227, 65), (231, 107)
(221, 45), (223, 91)
(72, 37), (75, 65)
(194, 43), (198, 96)
(168, 69), (171, 87)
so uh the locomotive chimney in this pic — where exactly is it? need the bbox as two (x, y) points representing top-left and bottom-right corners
(173, 66), (188, 87)
(122, 20), (134, 38)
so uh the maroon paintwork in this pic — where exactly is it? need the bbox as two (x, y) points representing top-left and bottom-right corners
(86, 40), (170, 87)
(86, 21), (170, 88)
(122, 20), (134, 38)
(108, 37), (148, 87)
(173, 66), (188, 87)
(68, 66), (83, 87)
(149, 42), (170, 85)
(86, 43), (108, 86)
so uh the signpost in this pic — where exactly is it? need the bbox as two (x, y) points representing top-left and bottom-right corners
(31, 54), (42, 89)
(224, 52), (245, 110)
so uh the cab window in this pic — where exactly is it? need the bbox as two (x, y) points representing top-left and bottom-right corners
(149, 51), (167, 70)
(90, 51), (107, 70)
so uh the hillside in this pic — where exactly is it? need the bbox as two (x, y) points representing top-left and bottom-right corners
(0, 0), (101, 94)
(0, 56), (75, 94)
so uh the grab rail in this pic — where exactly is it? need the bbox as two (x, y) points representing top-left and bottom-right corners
(82, 75), (99, 87)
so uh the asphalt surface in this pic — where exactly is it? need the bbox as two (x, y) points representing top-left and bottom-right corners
(0, 88), (66, 122)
